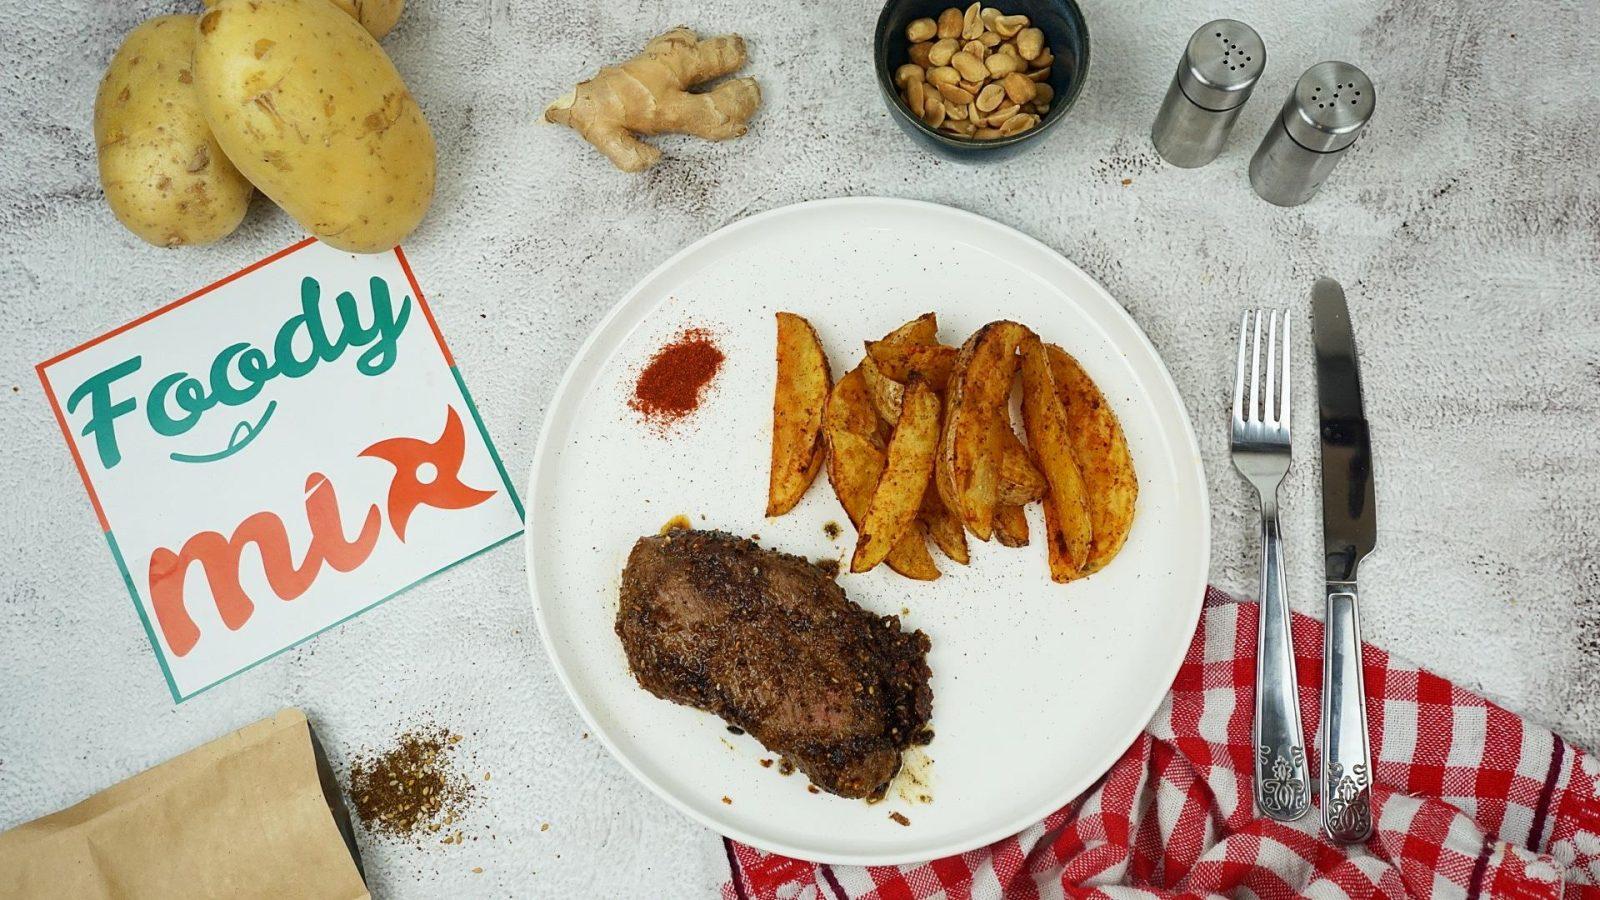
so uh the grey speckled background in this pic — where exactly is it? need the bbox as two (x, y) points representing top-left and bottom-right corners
(2, 0), (1597, 896)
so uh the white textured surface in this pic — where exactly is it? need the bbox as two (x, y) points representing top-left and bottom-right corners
(1, 0), (1597, 897)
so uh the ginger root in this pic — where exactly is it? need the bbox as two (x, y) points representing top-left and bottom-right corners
(545, 27), (761, 172)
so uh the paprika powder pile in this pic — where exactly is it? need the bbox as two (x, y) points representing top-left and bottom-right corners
(629, 327), (725, 433)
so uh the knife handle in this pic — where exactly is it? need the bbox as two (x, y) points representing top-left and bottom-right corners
(1253, 503), (1311, 821)
(1321, 582), (1374, 842)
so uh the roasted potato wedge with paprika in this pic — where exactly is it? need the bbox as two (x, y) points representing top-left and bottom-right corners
(993, 504), (1030, 547)
(824, 370), (940, 580)
(767, 313), (832, 516)
(1048, 344), (1138, 573)
(997, 429), (1046, 505)
(878, 312), (939, 347)
(1019, 336), (1093, 580)
(941, 320), (1032, 539)
(920, 488), (969, 565)
(852, 378), (941, 572)
(860, 349), (906, 425)
(866, 340), (959, 389)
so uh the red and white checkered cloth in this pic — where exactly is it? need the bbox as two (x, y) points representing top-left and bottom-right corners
(722, 588), (1600, 899)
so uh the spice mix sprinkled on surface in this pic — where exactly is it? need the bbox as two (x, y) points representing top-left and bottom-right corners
(348, 726), (476, 844)
(629, 327), (725, 433)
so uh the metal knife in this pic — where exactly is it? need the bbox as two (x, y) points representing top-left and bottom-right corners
(1311, 277), (1377, 843)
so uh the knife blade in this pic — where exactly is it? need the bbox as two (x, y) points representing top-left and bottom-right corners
(1311, 276), (1375, 843)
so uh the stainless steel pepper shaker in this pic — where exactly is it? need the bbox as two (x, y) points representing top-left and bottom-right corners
(1249, 61), (1376, 206)
(1151, 20), (1265, 168)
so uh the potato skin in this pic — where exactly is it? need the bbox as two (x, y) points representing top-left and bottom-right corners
(94, 15), (253, 247)
(202, 0), (404, 40)
(195, 0), (435, 253)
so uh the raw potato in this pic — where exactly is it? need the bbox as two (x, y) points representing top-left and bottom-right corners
(767, 313), (833, 516)
(1048, 344), (1137, 573)
(852, 378), (940, 572)
(824, 370), (940, 580)
(941, 320), (1030, 539)
(544, 28), (761, 173)
(1019, 336), (1092, 580)
(203, 0), (404, 39)
(194, 0), (436, 252)
(94, 15), (253, 247)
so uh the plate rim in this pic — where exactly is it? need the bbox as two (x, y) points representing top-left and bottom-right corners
(523, 196), (1210, 865)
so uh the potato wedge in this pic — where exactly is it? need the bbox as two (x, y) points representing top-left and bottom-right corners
(1019, 336), (1093, 580)
(997, 429), (1046, 505)
(1048, 344), (1138, 573)
(825, 371), (940, 580)
(993, 504), (1030, 547)
(941, 321), (1031, 539)
(920, 488), (969, 564)
(866, 340), (959, 389)
(767, 313), (832, 516)
(852, 378), (941, 572)
(878, 312), (939, 347)
(860, 349), (905, 425)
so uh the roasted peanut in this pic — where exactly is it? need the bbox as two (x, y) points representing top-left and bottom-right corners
(937, 7), (964, 39)
(908, 41), (933, 67)
(1031, 46), (1053, 69)
(928, 37), (959, 66)
(945, 99), (968, 120)
(895, 64), (924, 88)
(1016, 27), (1044, 60)
(905, 79), (926, 117)
(1032, 82), (1054, 106)
(923, 92), (946, 127)
(962, 39), (988, 60)
(975, 82), (1006, 112)
(959, 79), (985, 94)
(950, 51), (988, 82)
(927, 65), (961, 86)
(985, 52), (1024, 77)
(1002, 71), (1036, 104)
(974, 126), (1003, 139)
(999, 111), (1038, 135)
(961, 2), (984, 40)
(985, 103), (1020, 126)
(944, 117), (977, 136)
(906, 17), (938, 43)
(1027, 66), (1051, 82)
(980, 6), (1002, 30)
(938, 83), (975, 106)
(978, 30), (1002, 48)
(992, 13), (1028, 37)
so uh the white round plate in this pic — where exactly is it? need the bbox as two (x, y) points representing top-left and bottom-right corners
(525, 198), (1208, 865)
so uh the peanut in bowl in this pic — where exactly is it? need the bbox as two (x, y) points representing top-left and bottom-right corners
(874, 0), (1089, 161)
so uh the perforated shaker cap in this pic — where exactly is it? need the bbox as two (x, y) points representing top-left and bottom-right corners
(1177, 20), (1265, 111)
(1281, 61), (1375, 153)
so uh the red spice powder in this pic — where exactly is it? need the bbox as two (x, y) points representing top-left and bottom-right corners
(629, 328), (725, 431)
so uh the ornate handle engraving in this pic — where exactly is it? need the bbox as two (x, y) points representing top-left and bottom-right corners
(1258, 745), (1309, 817)
(1325, 762), (1372, 839)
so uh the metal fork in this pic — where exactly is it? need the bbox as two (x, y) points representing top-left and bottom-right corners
(1231, 310), (1311, 822)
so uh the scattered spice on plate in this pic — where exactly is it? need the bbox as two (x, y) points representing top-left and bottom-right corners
(889, 811), (911, 827)
(807, 785), (820, 794)
(823, 521), (841, 539)
(759, 759), (773, 768)
(629, 327), (725, 433)
(348, 725), (475, 844)
(721, 796), (733, 805)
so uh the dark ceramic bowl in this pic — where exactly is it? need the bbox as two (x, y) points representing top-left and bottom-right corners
(875, 0), (1090, 161)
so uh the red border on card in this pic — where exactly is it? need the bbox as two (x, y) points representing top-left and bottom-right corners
(35, 237), (427, 532)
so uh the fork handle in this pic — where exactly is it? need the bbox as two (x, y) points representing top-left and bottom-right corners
(1321, 582), (1374, 842)
(1253, 501), (1311, 821)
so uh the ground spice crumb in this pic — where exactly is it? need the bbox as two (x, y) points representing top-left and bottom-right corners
(541, 823), (550, 832)
(823, 521), (841, 539)
(889, 811), (911, 827)
(629, 327), (725, 433)
(483, 772), (491, 781)
(1121, 178), (1133, 186)
(778, 759), (794, 776)
(471, 867), (483, 874)
(721, 796), (733, 805)
(759, 759), (773, 768)
(348, 725), (475, 844)
(807, 785), (820, 794)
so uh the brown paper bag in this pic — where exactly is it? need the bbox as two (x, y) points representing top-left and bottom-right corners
(0, 709), (368, 900)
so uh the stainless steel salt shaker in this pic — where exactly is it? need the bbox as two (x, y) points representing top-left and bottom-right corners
(1151, 20), (1265, 168)
(1249, 61), (1376, 206)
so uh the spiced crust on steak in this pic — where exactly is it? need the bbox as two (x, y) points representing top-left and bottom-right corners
(616, 530), (933, 799)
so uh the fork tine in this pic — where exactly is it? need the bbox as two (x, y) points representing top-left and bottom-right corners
(1280, 315), (1291, 428)
(1248, 310), (1262, 423)
(1265, 310), (1278, 425)
(1233, 310), (1249, 421)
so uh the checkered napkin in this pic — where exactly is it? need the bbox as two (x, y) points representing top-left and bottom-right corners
(722, 587), (1600, 899)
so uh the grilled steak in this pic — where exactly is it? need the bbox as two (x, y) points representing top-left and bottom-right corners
(617, 530), (933, 799)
